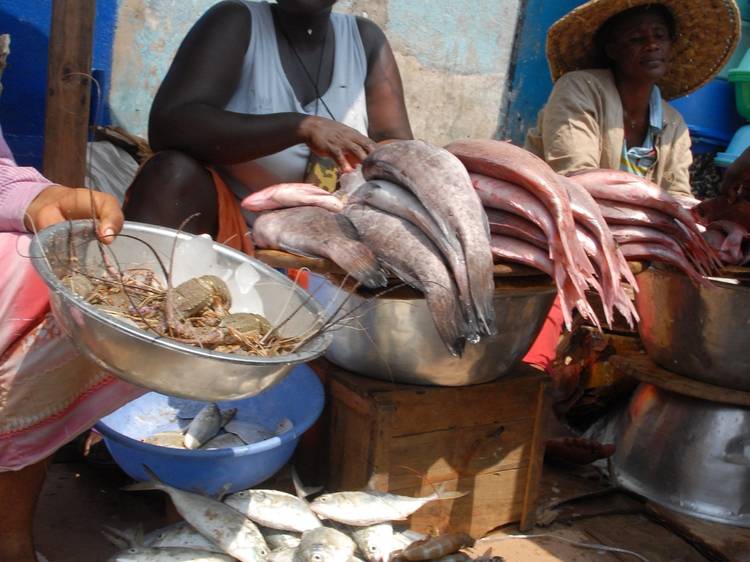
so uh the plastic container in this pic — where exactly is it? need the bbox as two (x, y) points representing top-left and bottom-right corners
(729, 47), (750, 119)
(719, 20), (750, 80)
(670, 78), (745, 152)
(741, 0), (750, 22)
(715, 123), (750, 167)
(94, 364), (324, 495)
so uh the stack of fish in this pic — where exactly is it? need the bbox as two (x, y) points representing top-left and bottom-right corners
(445, 139), (638, 330)
(107, 467), (469, 562)
(692, 194), (750, 266)
(566, 169), (720, 284)
(251, 140), (497, 356)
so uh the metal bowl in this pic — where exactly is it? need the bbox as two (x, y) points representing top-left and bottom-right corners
(611, 383), (750, 527)
(30, 220), (331, 401)
(635, 266), (750, 391)
(311, 275), (556, 385)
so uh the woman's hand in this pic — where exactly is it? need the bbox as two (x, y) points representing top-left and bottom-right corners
(299, 115), (376, 172)
(24, 186), (124, 244)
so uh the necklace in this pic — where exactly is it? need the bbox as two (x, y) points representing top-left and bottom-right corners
(275, 15), (335, 120)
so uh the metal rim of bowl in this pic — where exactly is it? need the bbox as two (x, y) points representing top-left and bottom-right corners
(30, 220), (333, 366)
(94, 367), (325, 458)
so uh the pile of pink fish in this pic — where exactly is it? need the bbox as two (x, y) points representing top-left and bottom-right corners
(692, 195), (750, 266)
(244, 138), (724, 353)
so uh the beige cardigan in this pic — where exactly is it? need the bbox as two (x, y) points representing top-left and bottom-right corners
(525, 69), (693, 197)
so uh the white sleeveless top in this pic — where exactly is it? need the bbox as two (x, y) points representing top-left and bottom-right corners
(224, 1), (369, 193)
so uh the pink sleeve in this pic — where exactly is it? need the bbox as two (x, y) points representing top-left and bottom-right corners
(0, 130), (54, 233)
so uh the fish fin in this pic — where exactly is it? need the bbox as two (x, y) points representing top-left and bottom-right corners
(335, 212), (362, 240)
(331, 241), (388, 289)
(101, 525), (136, 549)
(291, 465), (324, 499)
(215, 482), (233, 502)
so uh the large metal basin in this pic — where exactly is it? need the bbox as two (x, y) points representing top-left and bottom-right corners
(612, 383), (750, 527)
(312, 275), (556, 385)
(635, 266), (750, 391)
(30, 220), (331, 401)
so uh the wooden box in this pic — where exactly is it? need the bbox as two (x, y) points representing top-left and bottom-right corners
(312, 360), (549, 538)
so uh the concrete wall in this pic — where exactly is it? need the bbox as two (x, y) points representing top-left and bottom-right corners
(110, 0), (522, 145)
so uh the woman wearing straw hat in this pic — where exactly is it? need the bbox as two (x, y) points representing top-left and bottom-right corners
(525, 0), (740, 197)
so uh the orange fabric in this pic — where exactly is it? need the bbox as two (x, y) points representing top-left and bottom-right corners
(522, 296), (564, 373)
(208, 168), (254, 255)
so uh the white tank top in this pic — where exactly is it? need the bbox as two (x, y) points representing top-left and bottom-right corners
(224, 1), (369, 193)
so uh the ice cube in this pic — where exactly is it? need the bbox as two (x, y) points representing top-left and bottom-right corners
(234, 262), (260, 294)
(171, 234), (217, 284)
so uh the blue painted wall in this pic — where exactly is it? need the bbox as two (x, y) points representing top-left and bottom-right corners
(0, 0), (118, 168)
(503, 0), (584, 144)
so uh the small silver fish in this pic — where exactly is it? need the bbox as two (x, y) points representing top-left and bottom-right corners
(125, 467), (269, 562)
(225, 489), (322, 533)
(144, 522), (223, 552)
(348, 523), (393, 562)
(268, 547), (297, 562)
(184, 403), (222, 449)
(107, 545), (235, 561)
(260, 526), (302, 550)
(142, 431), (187, 449)
(293, 527), (356, 562)
(201, 432), (247, 450)
(310, 486), (468, 526)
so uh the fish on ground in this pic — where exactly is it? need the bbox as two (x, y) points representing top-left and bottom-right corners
(124, 467), (269, 562)
(293, 527), (356, 562)
(346, 522), (394, 562)
(252, 206), (387, 289)
(259, 526), (302, 551)
(144, 521), (224, 552)
(224, 489), (322, 533)
(309, 486), (468, 527)
(107, 545), (237, 561)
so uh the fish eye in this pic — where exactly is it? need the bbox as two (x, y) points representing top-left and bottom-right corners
(369, 545), (378, 552)
(318, 496), (328, 502)
(261, 549), (268, 556)
(312, 554), (324, 562)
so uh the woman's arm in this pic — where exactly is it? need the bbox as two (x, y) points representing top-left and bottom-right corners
(149, 1), (374, 170)
(356, 17), (413, 142)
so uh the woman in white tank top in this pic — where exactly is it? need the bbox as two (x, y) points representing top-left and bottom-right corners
(125, 0), (412, 237)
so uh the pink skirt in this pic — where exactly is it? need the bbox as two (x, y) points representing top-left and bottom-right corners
(0, 233), (144, 471)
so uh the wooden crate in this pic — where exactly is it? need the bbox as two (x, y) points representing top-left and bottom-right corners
(312, 360), (549, 538)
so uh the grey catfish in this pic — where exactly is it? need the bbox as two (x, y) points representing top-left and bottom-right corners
(362, 141), (496, 336)
(345, 178), (477, 340)
(344, 204), (467, 356)
(252, 206), (387, 289)
(124, 467), (269, 562)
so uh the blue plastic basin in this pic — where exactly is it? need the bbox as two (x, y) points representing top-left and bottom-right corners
(94, 364), (324, 495)
(670, 78), (745, 151)
(715, 123), (750, 167)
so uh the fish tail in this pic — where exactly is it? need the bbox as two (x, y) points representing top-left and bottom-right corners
(330, 240), (388, 289)
(122, 465), (165, 493)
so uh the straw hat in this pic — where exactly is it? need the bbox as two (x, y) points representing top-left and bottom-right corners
(546, 0), (741, 99)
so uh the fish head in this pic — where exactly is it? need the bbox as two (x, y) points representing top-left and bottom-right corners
(358, 526), (393, 562)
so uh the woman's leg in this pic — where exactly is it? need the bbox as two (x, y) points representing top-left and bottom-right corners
(0, 457), (49, 562)
(124, 149), (219, 236)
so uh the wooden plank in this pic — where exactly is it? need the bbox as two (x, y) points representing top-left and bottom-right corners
(43, 0), (95, 185)
(391, 470), (528, 538)
(477, 527), (623, 561)
(326, 398), (374, 491)
(610, 353), (750, 407)
(519, 382), (550, 531)
(581, 514), (708, 562)
(649, 503), (750, 562)
(387, 419), (533, 489)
